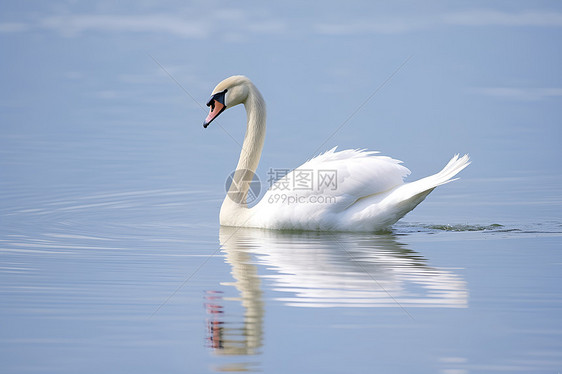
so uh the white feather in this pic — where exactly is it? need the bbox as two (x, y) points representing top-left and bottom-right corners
(252, 150), (470, 231)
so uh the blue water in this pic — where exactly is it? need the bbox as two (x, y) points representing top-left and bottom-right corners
(1, 3), (562, 369)
(1, 144), (561, 373)
(2, 75), (562, 372)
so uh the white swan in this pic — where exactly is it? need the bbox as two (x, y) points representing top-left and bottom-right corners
(204, 75), (470, 231)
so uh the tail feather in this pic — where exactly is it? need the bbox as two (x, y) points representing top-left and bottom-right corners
(429, 154), (471, 188)
(344, 154), (470, 231)
(388, 154), (470, 204)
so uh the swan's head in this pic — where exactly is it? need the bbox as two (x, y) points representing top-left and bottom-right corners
(204, 75), (251, 128)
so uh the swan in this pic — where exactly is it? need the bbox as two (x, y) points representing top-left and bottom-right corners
(204, 75), (470, 231)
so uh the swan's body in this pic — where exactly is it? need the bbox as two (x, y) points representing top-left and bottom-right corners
(204, 75), (470, 232)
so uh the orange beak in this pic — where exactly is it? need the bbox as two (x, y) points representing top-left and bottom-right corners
(204, 100), (225, 128)
(203, 89), (228, 128)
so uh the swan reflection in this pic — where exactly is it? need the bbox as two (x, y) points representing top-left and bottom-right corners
(205, 244), (263, 356)
(207, 227), (467, 358)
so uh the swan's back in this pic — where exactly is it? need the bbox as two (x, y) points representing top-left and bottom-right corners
(252, 148), (412, 230)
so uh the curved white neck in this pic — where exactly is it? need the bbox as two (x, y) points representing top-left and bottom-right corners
(235, 85), (266, 173)
(220, 83), (266, 225)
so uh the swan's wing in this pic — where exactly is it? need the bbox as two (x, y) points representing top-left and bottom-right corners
(253, 147), (410, 229)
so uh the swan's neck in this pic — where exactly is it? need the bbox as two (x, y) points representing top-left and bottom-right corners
(220, 84), (266, 225)
(235, 85), (266, 174)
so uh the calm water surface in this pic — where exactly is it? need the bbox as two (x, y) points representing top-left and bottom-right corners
(2, 1), (562, 371)
(1, 129), (562, 374)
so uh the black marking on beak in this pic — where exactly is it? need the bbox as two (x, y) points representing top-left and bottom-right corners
(206, 89), (227, 107)
(203, 89), (228, 128)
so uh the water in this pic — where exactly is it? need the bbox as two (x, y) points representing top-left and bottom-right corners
(1, 149), (562, 373)
(2, 86), (562, 373)
(1, 5), (561, 368)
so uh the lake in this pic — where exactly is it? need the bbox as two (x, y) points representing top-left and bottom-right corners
(1, 128), (561, 373)
(2, 4), (562, 369)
